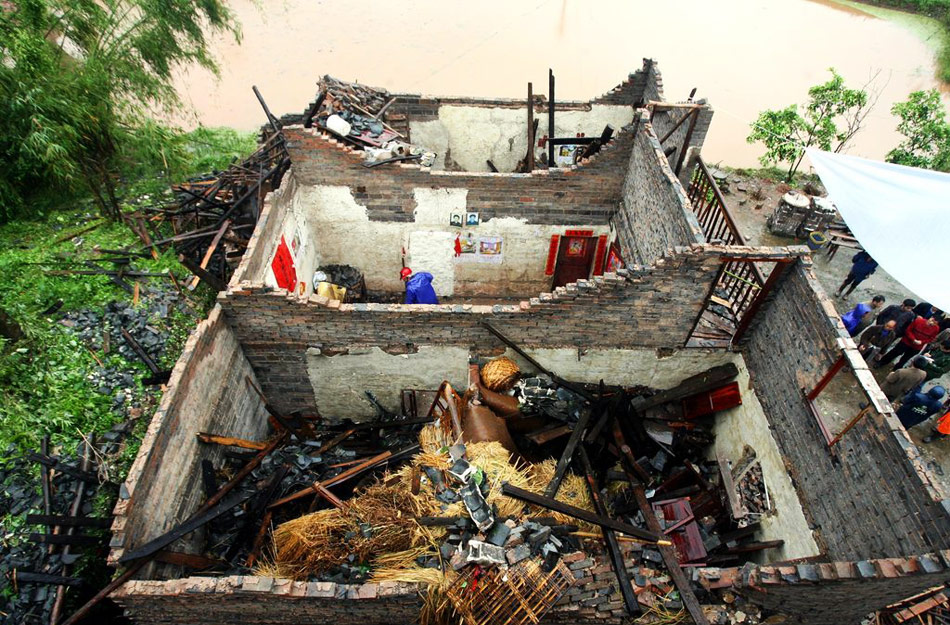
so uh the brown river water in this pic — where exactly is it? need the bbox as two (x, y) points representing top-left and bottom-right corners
(172, 0), (947, 167)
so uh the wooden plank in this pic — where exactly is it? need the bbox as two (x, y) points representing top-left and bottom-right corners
(188, 219), (231, 289)
(634, 363), (739, 411)
(577, 447), (641, 616)
(500, 483), (664, 543)
(14, 571), (84, 587)
(178, 254), (225, 293)
(153, 550), (225, 570)
(119, 487), (256, 562)
(26, 515), (111, 528)
(717, 452), (747, 520)
(29, 533), (103, 546)
(543, 406), (596, 498)
(196, 432), (268, 451)
(526, 424), (571, 445)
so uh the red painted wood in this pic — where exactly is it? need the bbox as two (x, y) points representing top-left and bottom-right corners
(681, 382), (742, 420)
(552, 236), (595, 288)
(544, 235), (560, 275)
(593, 234), (608, 275)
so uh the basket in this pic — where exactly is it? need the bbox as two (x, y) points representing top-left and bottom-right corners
(480, 357), (521, 392)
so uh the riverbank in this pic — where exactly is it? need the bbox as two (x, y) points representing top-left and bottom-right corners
(837, 0), (950, 82)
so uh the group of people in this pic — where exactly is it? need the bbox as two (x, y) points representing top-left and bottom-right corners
(837, 251), (950, 443)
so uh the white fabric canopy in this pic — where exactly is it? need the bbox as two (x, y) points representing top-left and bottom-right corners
(806, 148), (950, 312)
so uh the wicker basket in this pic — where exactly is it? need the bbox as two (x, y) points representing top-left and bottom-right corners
(480, 357), (521, 392)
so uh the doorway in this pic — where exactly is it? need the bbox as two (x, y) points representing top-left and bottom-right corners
(551, 235), (595, 288)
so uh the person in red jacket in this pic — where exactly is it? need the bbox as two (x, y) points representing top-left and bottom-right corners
(878, 315), (941, 370)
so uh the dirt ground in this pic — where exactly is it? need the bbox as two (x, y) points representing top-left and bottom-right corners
(720, 170), (950, 493)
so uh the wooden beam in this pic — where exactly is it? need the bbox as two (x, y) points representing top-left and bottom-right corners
(119, 487), (256, 562)
(675, 108), (700, 175)
(187, 219), (230, 290)
(543, 406), (596, 498)
(59, 559), (149, 625)
(577, 447), (641, 616)
(526, 82), (535, 172)
(178, 254), (225, 292)
(500, 483), (664, 543)
(629, 484), (710, 625)
(635, 363), (739, 411)
(829, 405), (873, 447)
(26, 515), (111, 528)
(806, 354), (847, 401)
(548, 69), (555, 168)
(196, 432), (268, 451)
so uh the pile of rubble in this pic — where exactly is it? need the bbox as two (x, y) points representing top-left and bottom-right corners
(305, 76), (436, 168)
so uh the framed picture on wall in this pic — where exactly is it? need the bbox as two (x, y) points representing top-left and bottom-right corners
(605, 243), (624, 272)
(450, 212), (464, 227)
(466, 212), (480, 226)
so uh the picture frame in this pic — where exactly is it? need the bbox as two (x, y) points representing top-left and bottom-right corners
(449, 212), (464, 227)
(465, 212), (480, 226)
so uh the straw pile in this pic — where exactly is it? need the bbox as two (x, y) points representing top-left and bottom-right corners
(262, 424), (597, 580)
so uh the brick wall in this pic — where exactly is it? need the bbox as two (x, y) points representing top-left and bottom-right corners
(218, 246), (754, 415)
(283, 123), (632, 225)
(650, 104), (714, 173)
(109, 306), (270, 576)
(113, 543), (668, 625)
(739, 260), (950, 560)
(697, 551), (950, 625)
(614, 111), (705, 265)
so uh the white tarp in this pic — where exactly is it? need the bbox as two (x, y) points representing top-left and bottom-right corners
(806, 148), (950, 312)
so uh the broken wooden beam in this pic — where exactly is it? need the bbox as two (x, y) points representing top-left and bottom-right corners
(629, 483), (710, 625)
(14, 572), (84, 587)
(633, 363), (739, 411)
(153, 550), (226, 570)
(26, 515), (111, 528)
(500, 483), (664, 543)
(29, 533), (103, 546)
(578, 446), (640, 616)
(187, 218), (231, 290)
(543, 405), (596, 499)
(59, 558), (149, 625)
(120, 327), (162, 375)
(119, 487), (256, 563)
(196, 432), (269, 451)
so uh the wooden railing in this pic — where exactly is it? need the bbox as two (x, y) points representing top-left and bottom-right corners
(686, 158), (767, 338)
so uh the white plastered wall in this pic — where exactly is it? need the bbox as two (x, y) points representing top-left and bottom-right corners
(410, 104), (634, 172)
(307, 345), (471, 419)
(287, 185), (608, 297)
(708, 357), (821, 561)
(259, 179), (320, 296)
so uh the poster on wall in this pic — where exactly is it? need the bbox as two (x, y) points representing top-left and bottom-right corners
(291, 227), (302, 259)
(554, 145), (577, 167)
(450, 212), (464, 227)
(455, 231), (478, 263)
(477, 236), (503, 264)
(466, 212), (480, 226)
(605, 243), (624, 273)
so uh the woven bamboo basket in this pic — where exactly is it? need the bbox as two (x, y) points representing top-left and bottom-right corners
(480, 357), (521, 391)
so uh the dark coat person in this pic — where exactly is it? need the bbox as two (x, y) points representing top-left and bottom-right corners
(835, 251), (877, 298)
(876, 299), (916, 336)
(858, 321), (897, 361)
(896, 386), (945, 429)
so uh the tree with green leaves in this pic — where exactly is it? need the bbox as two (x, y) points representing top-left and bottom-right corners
(0, 0), (240, 220)
(747, 69), (873, 181)
(887, 89), (950, 172)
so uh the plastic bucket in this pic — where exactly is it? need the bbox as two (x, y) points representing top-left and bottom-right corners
(807, 231), (828, 251)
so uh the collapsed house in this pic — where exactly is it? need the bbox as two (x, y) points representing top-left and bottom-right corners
(105, 60), (950, 625)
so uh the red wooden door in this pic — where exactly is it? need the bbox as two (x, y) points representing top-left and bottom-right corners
(552, 236), (595, 288)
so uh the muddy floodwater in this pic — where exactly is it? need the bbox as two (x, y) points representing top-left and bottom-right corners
(173, 0), (947, 167)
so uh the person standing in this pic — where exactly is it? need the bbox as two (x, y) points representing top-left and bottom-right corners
(896, 386), (945, 429)
(840, 295), (884, 337)
(878, 315), (941, 369)
(876, 298), (916, 337)
(922, 340), (950, 382)
(858, 320), (897, 362)
(401, 267), (439, 305)
(879, 356), (929, 402)
(834, 251), (877, 298)
(923, 408), (950, 443)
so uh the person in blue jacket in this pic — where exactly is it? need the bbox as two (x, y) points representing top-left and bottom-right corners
(896, 385), (945, 429)
(834, 251), (877, 298)
(840, 295), (885, 336)
(401, 267), (439, 304)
